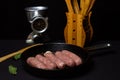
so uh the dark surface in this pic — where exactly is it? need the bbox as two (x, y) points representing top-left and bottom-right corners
(0, 40), (120, 80)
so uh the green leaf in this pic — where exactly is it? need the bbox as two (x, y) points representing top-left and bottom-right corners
(14, 53), (21, 60)
(8, 65), (17, 75)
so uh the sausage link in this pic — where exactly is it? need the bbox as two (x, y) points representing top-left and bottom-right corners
(35, 54), (57, 70)
(26, 57), (48, 69)
(55, 51), (75, 67)
(44, 51), (66, 69)
(62, 50), (82, 66)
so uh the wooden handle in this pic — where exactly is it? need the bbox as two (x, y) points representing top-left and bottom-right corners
(65, 0), (74, 13)
(86, 0), (95, 15)
(80, 0), (85, 15)
(64, 12), (73, 44)
(73, 0), (80, 14)
(64, 0), (95, 47)
(84, 0), (91, 16)
(76, 14), (86, 47)
(0, 44), (42, 62)
(64, 12), (86, 47)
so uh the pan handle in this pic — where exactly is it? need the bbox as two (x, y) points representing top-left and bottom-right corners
(84, 42), (112, 56)
(85, 43), (111, 51)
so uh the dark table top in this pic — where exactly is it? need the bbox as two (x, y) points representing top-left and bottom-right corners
(0, 40), (120, 80)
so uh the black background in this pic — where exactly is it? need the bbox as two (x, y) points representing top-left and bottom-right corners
(1, 0), (120, 42)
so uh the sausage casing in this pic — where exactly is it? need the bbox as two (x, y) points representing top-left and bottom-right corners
(35, 54), (57, 70)
(26, 57), (48, 69)
(62, 50), (82, 66)
(55, 51), (75, 67)
(44, 51), (66, 69)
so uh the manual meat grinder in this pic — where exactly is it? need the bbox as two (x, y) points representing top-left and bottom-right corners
(25, 6), (49, 44)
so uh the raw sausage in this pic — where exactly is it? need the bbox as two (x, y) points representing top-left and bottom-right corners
(62, 50), (82, 66)
(55, 51), (75, 67)
(35, 54), (57, 70)
(26, 50), (82, 70)
(26, 57), (48, 69)
(44, 51), (66, 69)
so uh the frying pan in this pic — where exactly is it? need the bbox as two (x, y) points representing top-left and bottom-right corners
(21, 42), (111, 78)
